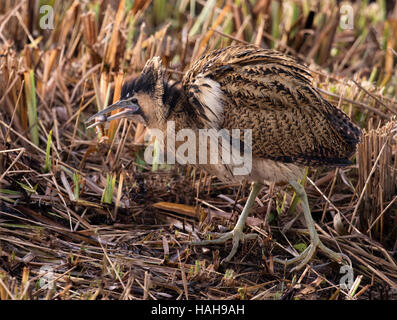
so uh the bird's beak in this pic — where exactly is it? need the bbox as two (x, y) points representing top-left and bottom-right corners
(85, 98), (142, 129)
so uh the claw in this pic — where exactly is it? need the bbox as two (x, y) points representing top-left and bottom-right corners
(273, 236), (348, 271)
(191, 182), (262, 263)
(191, 229), (257, 263)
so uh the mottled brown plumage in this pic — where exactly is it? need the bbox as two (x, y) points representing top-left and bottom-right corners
(87, 45), (362, 269)
(184, 45), (361, 167)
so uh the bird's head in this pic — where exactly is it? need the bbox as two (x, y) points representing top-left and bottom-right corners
(86, 57), (171, 129)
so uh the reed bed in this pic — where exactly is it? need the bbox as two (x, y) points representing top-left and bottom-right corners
(0, 0), (396, 300)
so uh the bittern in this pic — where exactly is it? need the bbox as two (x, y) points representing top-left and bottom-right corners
(87, 45), (362, 270)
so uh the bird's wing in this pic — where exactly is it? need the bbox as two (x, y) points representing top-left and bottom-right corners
(182, 45), (361, 167)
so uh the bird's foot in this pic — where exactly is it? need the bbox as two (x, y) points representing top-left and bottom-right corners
(273, 237), (351, 271)
(191, 228), (257, 263)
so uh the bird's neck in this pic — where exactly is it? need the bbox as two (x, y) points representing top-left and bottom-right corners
(161, 81), (198, 131)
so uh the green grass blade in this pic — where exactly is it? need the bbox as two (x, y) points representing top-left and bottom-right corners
(271, 0), (281, 48)
(24, 69), (39, 146)
(101, 173), (116, 204)
(73, 172), (81, 201)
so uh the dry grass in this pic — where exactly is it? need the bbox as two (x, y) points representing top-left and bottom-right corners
(0, 0), (397, 300)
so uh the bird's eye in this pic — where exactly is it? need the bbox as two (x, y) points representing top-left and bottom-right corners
(130, 97), (138, 104)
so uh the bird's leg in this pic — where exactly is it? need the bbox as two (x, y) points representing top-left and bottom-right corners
(273, 180), (350, 271)
(191, 182), (262, 263)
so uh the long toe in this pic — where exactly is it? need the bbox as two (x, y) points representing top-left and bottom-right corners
(221, 230), (257, 263)
(274, 239), (347, 271)
(318, 242), (352, 267)
(190, 231), (234, 246)
(191, 229), (257, 262)
(273, 244), (313, 270)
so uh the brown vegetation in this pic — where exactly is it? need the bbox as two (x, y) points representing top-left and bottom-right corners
(0, 0), (396, 300)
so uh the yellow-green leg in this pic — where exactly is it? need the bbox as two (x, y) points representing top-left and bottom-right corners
(273, 180), (351, 271)
(191, 182), (262, 263)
